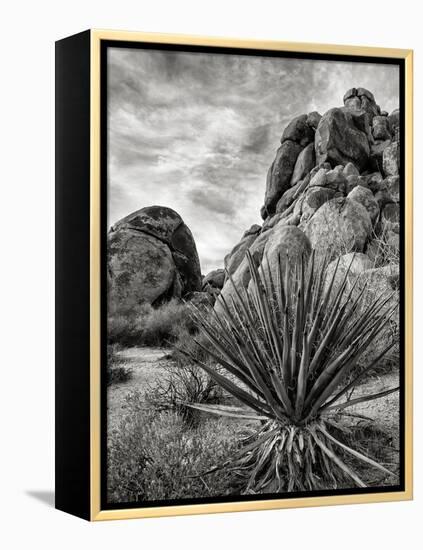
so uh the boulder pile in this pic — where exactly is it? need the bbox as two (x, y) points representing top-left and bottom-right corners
(219, 87), (400, 309)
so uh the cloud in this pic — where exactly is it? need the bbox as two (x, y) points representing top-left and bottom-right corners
(107, 47), (399, 273)
(190, 187), (237, 218)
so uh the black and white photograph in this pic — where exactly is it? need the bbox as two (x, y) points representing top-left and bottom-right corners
(104, 44), (403, 507)
(3, 0), (422, 541)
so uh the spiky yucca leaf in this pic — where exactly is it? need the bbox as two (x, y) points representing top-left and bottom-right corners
(182, 250), (398, 492)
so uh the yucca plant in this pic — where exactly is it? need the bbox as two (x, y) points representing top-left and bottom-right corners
(182, 250), (399, 493)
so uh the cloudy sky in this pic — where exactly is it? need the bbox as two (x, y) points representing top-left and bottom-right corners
(107, 47), (399, 273)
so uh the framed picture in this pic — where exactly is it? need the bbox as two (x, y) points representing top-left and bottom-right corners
(55, 29), (413, 521)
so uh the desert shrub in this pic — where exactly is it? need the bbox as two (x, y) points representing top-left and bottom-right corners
(108, 364), (133, 386)
(107, 302), (151, 346)
(107, 401), (242, 503)
(107, 299), (206, 347)
(107, 344), (133, 386)
(108, 314), (133, 345)
(354, 259), (400, 377)
(182, 250), (399, 493)
(368, 226), (400, 268)
(144, 310), (228, 426)
(145, 362), (223, 427)
(139, 299), (198, 346)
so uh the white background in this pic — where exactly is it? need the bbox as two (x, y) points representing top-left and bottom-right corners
(1, 0), (420, 548)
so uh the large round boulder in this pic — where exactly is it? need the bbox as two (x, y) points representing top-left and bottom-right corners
(108, 206), (202, 309)
(202, 269), (225, 290)
(113, 205), (182, 242)
(259, 225), (312, 282)
(290, 142), (316, 185)
(304, 197), (372, 259)
(217, 224), (311, 313)
(224, 227), (260, 278)
(262, 140), (303, 218)
(108, 230), (177, 307)
(347, 185), (380, 223)
(281, 114), (314, 146)
(315, 107), (371, 172)
(343, 87), (379, 123)
(300, 187), (337, 225)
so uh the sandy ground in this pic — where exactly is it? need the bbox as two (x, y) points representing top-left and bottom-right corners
(108, 346), (400, 439)
(107, 347), (170, 430)
(107, 347), (401, 490)
(344, 371), (400, 433)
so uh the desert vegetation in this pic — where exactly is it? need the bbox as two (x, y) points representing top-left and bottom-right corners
(107, 345), (133, 386)
(107, 251), (399, 502)
(108, 298), (197, 348)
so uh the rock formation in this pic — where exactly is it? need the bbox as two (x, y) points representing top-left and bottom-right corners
(108, 206), (202, 309)
(218, 87), (400, 310)
(224, 224), (261, 279)
(202, 268), (225, 304)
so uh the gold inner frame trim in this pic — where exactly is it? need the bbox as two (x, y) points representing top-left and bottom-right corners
(89, 29), (413, 521)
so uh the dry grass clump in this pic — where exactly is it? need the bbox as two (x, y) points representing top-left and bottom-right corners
(108, 299), (201, 347)
(107, 399), (242, 503)
(145, 362), (223, 427)
(368, 226), (400, 268)
(107, 344), (133, 386)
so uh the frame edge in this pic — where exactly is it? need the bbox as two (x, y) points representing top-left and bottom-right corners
(89, 30), (414, 521)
